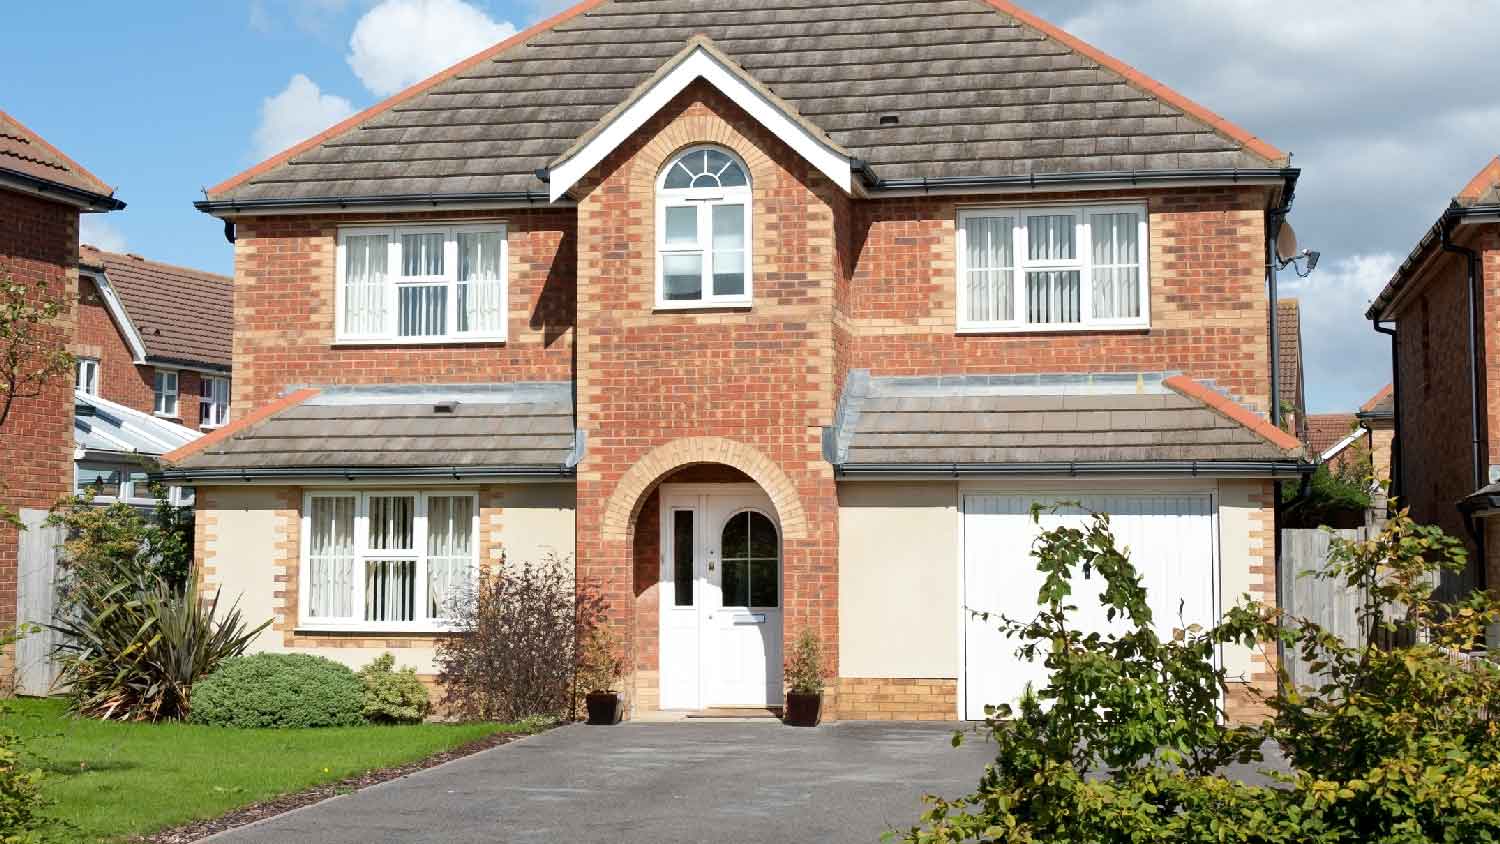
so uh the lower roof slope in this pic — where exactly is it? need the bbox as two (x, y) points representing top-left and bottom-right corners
(207, 0), (1284, 206)
(829, 371), (1307, 476)
(162, 384), (579, 480)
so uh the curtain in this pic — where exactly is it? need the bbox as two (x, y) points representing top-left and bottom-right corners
(1026, 271), (1082, 324)
(1091, 212), (1141, 319)
(365, 560), (416, 623)
(308, 497), (355, 619)
(711, 204), (745, 296)
(964, 216), (1013, 323)
(426, 496), (474, 620)
(343, 235), (388, 335)
(457, 231), (504, 334)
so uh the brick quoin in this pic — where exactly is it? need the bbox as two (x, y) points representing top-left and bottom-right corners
(0, 189), (80, 641)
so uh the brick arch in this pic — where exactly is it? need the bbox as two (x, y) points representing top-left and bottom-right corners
(629, 110), (782, 197)
(601, 437), (809, 542)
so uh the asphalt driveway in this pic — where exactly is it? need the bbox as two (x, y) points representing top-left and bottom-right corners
(206, 720), (997, 844)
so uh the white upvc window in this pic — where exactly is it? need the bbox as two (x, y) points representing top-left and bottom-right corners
(299, 490), (479, 631)
(335, 224), (508, 344)
(199, 376), (230, 428)
(76, 357), (99, 396)
(153, 369), (179, 417)
(956, 204), (1150, 333)
(655, 146), (752, 309)
(76, 462), (192, 506)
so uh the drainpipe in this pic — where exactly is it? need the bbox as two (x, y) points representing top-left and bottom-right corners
(1267, 214), (1284, 430)
(1372, 321), (1402, 504)
(1440, 220), (1487, 587)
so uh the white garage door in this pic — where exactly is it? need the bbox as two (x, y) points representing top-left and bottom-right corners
(962, 493), (1218, 720)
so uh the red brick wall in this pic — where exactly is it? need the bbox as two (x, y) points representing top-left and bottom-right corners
(846, 186), (1275, 413)
(571, 81), (842, 711)
(75, 275), (154, 414)
(1391, 239), (1483, 555)
(0, 189), (79, 635)
(230, 208), (575, 414)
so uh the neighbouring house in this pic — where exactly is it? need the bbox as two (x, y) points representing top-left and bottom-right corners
(1277, 298), (1308, 443)
(166, 0), (1312, 722)
(1357, 384), (1395, 509)
(1307, 413), (1361, 470)
(0, 107), (123, 677)
(1367, 154), (1500, 607)
(76, 245), (233, 433)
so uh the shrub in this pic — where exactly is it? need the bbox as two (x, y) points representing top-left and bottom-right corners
(191, 653), (365, 729)
(50, 576), (267, 721)
(899, 505), (1500, 844)
(358, 653), (431, 724)
(435, 554), (607, 722)
(49, 489), (193, 604)
(784, 628), (824, 694)
(576, 625), (622, 695)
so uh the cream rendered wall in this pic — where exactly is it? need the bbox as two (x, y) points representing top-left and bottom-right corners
(836, 478), (1272, 684)
(837, 482), (960, 678)
(198, 482), (577, 676)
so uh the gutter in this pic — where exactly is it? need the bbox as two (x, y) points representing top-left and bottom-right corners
(0, 167), (126, 211)
(858, 167), (1299, 194)
(153, 464), (576, 483)
(1367, 203), (1500, 320)
(833, 460), (1313, 479)
(1372, 321), (1402, 503)
(193, 190), (558, 216)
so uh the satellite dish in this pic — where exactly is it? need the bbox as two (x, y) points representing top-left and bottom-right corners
(1276, 221), (1299, 263)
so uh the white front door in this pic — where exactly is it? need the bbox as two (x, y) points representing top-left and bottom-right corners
(962, 493), (1218, 720)
(658, 485), (783, 710)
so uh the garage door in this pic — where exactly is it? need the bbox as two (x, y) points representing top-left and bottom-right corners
(962, 494), (1218, 720)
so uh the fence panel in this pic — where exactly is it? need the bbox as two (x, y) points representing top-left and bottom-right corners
(14, 508), (65, 696)
(1279, 527), (1367, 688)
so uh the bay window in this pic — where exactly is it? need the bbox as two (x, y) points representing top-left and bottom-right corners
(336, 224), (507, 343)
(656, 146), (752, 308)
(957, 205), (1149, 332)
(300, 490), (477, 630)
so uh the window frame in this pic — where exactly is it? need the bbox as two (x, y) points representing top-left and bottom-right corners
(75, 461), (191, 506)
(76, 357), (99, 396)
(199, 375), (230, 428)
(152, 369), (179, 418)
(333, 223), (509, 345)
(955, 203), (1151, 334)
(654, 145), (754, 310)
(297, 489), (481, 632)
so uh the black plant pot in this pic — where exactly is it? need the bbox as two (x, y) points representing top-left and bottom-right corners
(783, 691), (822, 727)
(585, 692), (623, 725)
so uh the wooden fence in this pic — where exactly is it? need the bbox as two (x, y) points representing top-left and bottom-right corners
(13, 508), (65, 696)
(1277, 527), (1368, 688)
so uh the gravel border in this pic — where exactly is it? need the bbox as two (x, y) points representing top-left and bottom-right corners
(134, 724), (552, 844)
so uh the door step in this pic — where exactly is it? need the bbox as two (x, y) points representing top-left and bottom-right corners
(686, 706), (782, 719)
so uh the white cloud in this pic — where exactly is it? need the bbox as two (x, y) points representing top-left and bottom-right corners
(347, 0), (516, 97)
(1280, 253), (1401, 413)
(252, 73), (358, 160)
(79, 216), (127, 253)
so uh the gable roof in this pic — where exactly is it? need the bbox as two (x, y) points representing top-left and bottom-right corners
(1306, 413), (1358, 460)
(1276, 299), (1303, 414)
(202, 0), (1287, 211)
(79, 245), (234, 371)
(1458, 156), (1500, 207)
(1358, 383), (1393, 419)
(0, 108), (124, 210)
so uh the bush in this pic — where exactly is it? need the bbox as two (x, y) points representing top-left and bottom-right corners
(49, 489), (193, 604)
(358, 653), (431, 724)
(50, 576), (267, 722)
(191, 653), (365, 729)
(900, 505), (1500, 844)
(784, 628), (824, 694)
(575, 625), (622, 695)
(435, 554), (607, 722)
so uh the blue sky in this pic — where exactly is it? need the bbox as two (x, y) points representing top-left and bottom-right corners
(5, 1), (1498, 413)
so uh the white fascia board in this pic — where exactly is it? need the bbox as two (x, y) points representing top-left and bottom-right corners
(1319, 429), (1365, 463)
(548, 47), (853, 202)
(82, 269), (149, 364)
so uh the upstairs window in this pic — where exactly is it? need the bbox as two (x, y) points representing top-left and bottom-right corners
(76, 357), (99, 396)
(656, 146), (752, 309)
(200, 376), (230, 428)
(153, 369), (178, 417)
(956, 205), (1149, 332)
(336, 224), (507, 344)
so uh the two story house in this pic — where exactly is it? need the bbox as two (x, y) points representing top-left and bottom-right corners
(166, 0), (1310, 721)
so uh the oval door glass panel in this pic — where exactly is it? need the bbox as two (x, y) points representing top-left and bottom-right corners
(720, 510), (778, 608)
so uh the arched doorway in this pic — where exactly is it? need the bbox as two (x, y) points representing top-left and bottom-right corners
(657, 483), (783, 710)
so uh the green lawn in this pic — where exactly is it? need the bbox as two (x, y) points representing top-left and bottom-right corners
(8, 697), (523, 842)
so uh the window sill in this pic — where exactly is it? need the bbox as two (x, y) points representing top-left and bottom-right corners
(294, 625), (456, 636)
(956, 322), (1151, 336)
(653, 300), (753, 312)
(331, 336), (509, 347)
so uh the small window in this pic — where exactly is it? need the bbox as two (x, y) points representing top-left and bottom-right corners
(656, 146), (752, 309)
(956, 205), (1149, 332)
(672, 509), (694, 607)
(199, 376), (230, 428)
(76, 358), (99, 396)
(719, 510), (778, 609)
(301, 491), (479, 630)
(76, 464), (122, 498)
(153, 370), (179, 417)
(336, 225), (507, 343)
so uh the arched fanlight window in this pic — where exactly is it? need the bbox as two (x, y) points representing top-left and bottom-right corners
(719, 509), (779, 608)
(656, 146), (752, 307)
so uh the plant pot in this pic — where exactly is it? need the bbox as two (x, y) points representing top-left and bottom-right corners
(783, 691), (822, 727)
(585, 691), (622, 725)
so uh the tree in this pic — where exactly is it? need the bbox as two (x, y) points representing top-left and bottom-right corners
(0, 267), (73, 430)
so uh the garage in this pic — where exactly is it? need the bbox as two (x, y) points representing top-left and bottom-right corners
(962, 493), (1219, 720)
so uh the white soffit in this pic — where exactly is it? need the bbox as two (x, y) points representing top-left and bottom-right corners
(547, 46), (854, 202)
(1320, 429), (1365, 463)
